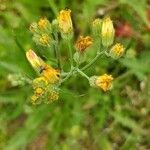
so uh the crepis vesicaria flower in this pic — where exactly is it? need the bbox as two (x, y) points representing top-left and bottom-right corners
(90, 74), (113, 92)
(57, 9), (73, 34)
(37, 18), (49, 29)
(96, 74), (113, 91)
(109, 43), (125, 59)
(101, 17), (115, 47)
(75, 36), (93, 53)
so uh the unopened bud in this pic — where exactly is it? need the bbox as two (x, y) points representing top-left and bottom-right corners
(58, 9), (73, 34)
(92, 18), (102, 37)
(101, 17), (115, 47)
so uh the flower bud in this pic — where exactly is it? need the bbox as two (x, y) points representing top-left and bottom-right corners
(31, 95), (40, 105)
(32, 77), (48, 89)
(90, 74), (113, 92)
(30, 77), (48, 105)
(47, 90), (59, 103)
(38, 18), (48, 29)
(92, 18), (102, 37)
(75, 36), (93, 53)
(7, 73), (28, 87)
(44, 85), (59, 104)
(38, 17), (52, 33)
(39, 34), (51, 46)
(29, 22), (38, 33)
(89, 76), (97, 87)
(32, 34), (52, 47)
(110, 43), (125, 59)
(57, 9), (73, 39)
(26, 49), (42, 72)
(101, 17), (115, 47)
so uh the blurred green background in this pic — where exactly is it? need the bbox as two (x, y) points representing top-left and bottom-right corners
(0, 0), (150, 149)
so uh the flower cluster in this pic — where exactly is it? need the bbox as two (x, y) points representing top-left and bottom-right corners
(26, 50), (60, 104)
(26, 9), (125, 104)
(30, 18), (52, 47)
(31, 77), (59, 105)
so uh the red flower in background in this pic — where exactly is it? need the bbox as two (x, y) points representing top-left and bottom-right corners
(115, 22), (133, 38)
(146, 8), (150, 30)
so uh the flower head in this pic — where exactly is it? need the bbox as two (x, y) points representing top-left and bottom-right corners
(31, 95), (39, 104)
(95, 74), (113, 91)
(41, 64), (60, 84)
(35, 87), (44, 95)
(57, 9), (73, 34)
(39, 34), (50, 46)
(75, 36), (93, 52)
(38, 17), (49, 29)
(110, 43), (125, 59)
(47, 90), (59, 103)
(101, 17), (115, 47)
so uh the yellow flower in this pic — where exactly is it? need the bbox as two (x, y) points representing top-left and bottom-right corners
(35, 87), (44, 95)
(96, 74), (113, 92)
(101, 17), (115, 47)
(26, 50), (60, 84)
(38, 17), (49, 29)
(31, 95), (38, 104)
(42, 65), (60, 84)
(110, 43), (125, 59)
(57, 9), (73, 34)
(48, 91), (59, 102)
(75, 36), (93, 52)
(39, 34), (50, 46)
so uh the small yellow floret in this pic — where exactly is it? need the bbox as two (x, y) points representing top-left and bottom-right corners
(39, 34), (50, 45)
(110, 43), (124, 57)
(96, 74), (113, 92)
(38, 18), (48, 29)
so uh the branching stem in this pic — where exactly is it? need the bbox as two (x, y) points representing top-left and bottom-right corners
(81, 50), (105, 71)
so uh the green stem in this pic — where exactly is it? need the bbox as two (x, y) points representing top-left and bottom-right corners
(54, 33), (61, 69)
(81, 50), (104, 71)
(67, 39), (73, 67)
(77, 68), (90, 81)
(59, 67), (75, 85)
(47, 0), (58, 16)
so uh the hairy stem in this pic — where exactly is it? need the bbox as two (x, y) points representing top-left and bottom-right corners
(81, 50), (105, 71)
(59, 67), (75, 85)
(67, 39), (73, 67)
(77, 68), (90, 80)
